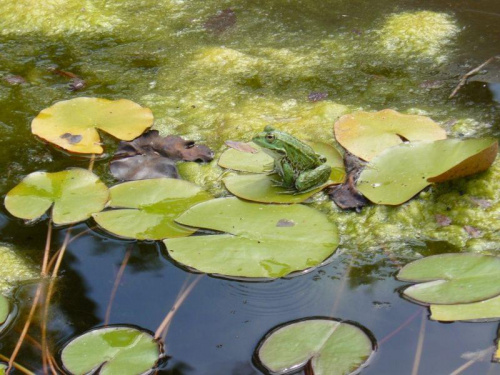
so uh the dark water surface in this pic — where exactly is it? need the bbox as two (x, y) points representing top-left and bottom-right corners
(0, 0), (499, 374)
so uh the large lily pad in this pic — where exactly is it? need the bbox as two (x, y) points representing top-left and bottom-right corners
(165, 197), (338, 278)
(357, 138), (498, 205)
(256, 318), (374, 375)
(5, 169), (109, 225)
(397, 254), (500, 305)
(61, 326), (160, 375)
(0, 295), (8, 325)
(31, 97), (154, 154)
(334, 109), (446, 161)
(220, 142), (345, 203)
(93, 178), (212, 240)
(430, 295), (500, 322)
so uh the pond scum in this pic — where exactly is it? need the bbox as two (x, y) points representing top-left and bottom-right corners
(0, 0), (499, 374)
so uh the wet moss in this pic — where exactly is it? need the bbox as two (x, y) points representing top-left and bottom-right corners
(0, 244), (37, 294)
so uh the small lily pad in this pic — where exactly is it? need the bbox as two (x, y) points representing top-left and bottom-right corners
(61, 326), (160, 375)
(357, 138), (498, 205)
(334, 109), (446, 161)
(430, 295), (500, 322)
(0, 295), (9, 325)
(5, 169), (109, 225)
(256, 318), (374, 375)
(93, 178), (212, 240)
(165, 197), (338, 278)
(220, 142), (345, 203)
(218, 142), (274, 173)
(31, 97), (154, 154)
(397, 254), (500, 305)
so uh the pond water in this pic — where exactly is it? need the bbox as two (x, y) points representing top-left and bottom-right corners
(0, 0), (499, 374)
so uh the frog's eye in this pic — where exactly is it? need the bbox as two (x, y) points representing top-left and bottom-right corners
(265, 133), (275, 142)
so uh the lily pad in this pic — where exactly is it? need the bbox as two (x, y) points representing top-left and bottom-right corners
(334, 109), (446, 161)
(357, 138), (498, 205)
(31, 97), (154, 154)
(0, 295), (8, 325)
(430, 295), (500, 322)
(61, 326), (160, 375)
(5, 169), (109, 225)
(165, 197), (338, 278)
(397, 254), (500, 305)
(93, 178), (212, 240)
(218, 142), (274, 173)
(220, 142), (345, 203)
(223, 174), (331, 204)
(256, 318), (374, 375)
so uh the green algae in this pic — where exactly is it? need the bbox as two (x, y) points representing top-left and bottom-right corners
(0, 244), (37, 294)
(0, 0), (498, 259)
(377, 11), (459, 63)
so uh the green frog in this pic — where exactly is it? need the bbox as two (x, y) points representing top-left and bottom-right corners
(252, 126), (331, 192)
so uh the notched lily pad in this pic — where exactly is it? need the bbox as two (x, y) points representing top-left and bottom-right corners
(93, 178), (212, 240)
(61, 326), (160, 375)
(357, 138), (498, 205)
(220, 142), (345, 203)
(0, 295), (9, 325)
(256, 318), (374, 375)
(397, 254), (500, 305)
(31, 97), (154, 154)
(5, 169), (109, 225)
(430, 295), (500, 322)
(110, 130), (213, 181)
(334, 109), (446, 161)
(165, 197), (338, 279)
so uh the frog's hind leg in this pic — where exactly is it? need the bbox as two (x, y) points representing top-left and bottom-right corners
(274, 158), (296, 189)
(294, 164), (331, 192)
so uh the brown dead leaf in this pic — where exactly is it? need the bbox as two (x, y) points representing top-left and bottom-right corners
(435, 214), (452, 227)
(204, 9), (236, 34)
(464, 225), (482, 238)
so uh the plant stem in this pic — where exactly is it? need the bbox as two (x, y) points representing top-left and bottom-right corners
(104, 245), (133, 326)
(410, 310), (427, 375)
(155, 275), (203, 341)
(0, 353), (35, 375)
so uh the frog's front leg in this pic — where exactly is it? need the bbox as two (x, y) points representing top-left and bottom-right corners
(295, 164), (331, 192)
(275, 158), (296, 189)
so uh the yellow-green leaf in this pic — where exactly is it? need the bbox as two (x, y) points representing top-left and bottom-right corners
(32, 97), (154, 154)
(334, 109), (446, 161)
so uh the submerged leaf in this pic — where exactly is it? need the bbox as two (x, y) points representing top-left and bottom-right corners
(61, 326), (160, 375)
(0, 295), (8, 325)
(110, 130), (213, 181)
(357, 138), (498, 205)
(256, 318), (374, 375)
(31, 97), (154, 154)
(165, 197), (338, 278)
(334, 109), (446, 161)
(5, 169), (109, 225)
(430, 295), (500, 321)
(397, 254), (500, 305)
(93, 179), (212, 240)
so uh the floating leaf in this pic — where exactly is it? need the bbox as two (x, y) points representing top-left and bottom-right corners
(93, 179), (212, 240)
(0, 363), (5, 375)
(397, 254), (500, 305)
(31, 97), (154, 154)
(5, 169), (109, 225)
(357, 138), (498, 205)
(225, 141), (259, 154)
(256, 318), (374, 375)
(165, 197), (338, 278)
(0, 295), (8, 325)
(430, 295), (500, 321)
(61, 326), (160, 375)
(334, 109), (446, 161)
(218, 142), (274, 173)
(223, 174), (330, 204)
(220, 142), (345, 203)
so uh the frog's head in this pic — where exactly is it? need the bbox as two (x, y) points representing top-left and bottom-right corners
(252, 126), (286, 155)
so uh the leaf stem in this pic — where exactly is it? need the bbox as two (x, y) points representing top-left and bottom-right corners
(410, 310), (427, 375)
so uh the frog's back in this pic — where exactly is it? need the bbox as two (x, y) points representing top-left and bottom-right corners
(277, 132), (323, 170)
